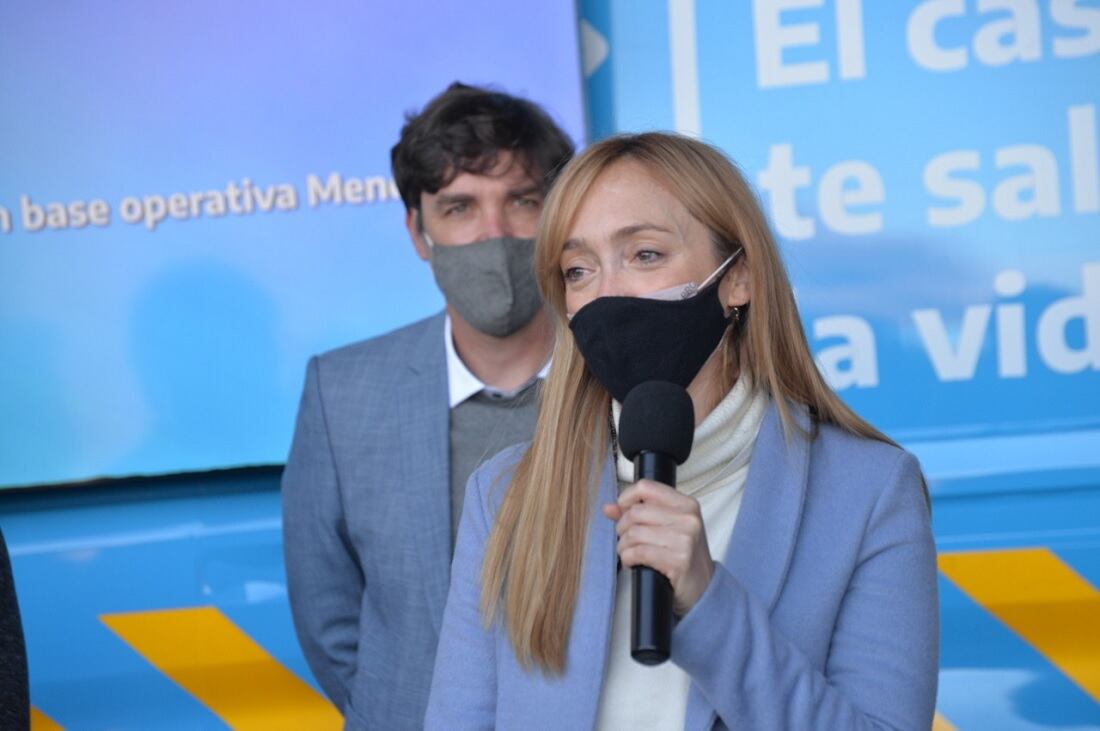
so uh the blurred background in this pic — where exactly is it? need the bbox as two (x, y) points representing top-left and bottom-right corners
(2, 1), (1098, 728)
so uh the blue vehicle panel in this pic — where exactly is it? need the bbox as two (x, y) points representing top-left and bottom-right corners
(5, 460), (1099, 729)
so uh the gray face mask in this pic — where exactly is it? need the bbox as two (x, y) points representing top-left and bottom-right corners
(425, 234), (543, 338)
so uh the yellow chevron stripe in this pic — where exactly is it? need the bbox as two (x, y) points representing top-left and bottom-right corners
(30, 706), (64, 730)
(932, 710), (957, 731)
(938, 547), (1100, 703)
(101, 606), (341, 730)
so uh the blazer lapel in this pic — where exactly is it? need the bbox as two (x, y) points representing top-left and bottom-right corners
(683, 398), (811, 730)
(722, 399), (811, 611)
(396, 313), (452, 633)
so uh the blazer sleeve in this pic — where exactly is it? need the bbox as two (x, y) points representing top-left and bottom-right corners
(282, 356), (364, 712)
(671, 451), (939, 730)
(424, 462), (498, 730)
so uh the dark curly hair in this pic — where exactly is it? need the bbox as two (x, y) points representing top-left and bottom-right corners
(391, 82), (575, 212)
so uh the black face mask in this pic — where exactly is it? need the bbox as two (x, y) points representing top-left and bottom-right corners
(568, 259), (739, 403)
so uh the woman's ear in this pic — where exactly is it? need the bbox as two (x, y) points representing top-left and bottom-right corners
(720, 257), (751, 309)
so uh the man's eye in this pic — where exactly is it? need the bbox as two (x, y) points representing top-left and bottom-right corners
(444, 202), (469, 216)
(514, 197), (541, 209)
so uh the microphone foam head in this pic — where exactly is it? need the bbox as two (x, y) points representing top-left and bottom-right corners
(618, 381), (695, 464)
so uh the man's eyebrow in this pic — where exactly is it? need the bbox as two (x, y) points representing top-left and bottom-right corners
(433, 193), (474, 207)
(509, 183), (544, 198)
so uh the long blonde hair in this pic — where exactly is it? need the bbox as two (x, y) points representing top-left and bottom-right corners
(480, 133), (896, 673)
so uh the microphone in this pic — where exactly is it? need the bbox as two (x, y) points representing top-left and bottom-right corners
(618, 380), (695, 666)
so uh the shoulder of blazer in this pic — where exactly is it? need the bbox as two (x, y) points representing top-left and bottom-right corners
(313, 312), (447, 386)
(804, 418), (925, 514)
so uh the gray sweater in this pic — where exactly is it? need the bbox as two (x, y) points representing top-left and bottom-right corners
(448, 382), (541, 545)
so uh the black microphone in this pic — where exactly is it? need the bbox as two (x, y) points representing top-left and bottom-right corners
(618, 380), (694, 666)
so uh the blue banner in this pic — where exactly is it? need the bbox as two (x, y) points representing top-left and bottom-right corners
(0, 1), (585, 487)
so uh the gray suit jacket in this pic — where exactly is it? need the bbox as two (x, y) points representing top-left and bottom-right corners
(426, 400), (939, 730)
(283, 312), (452, 730)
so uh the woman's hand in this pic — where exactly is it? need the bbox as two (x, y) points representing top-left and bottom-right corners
(603, 479), (714, 615)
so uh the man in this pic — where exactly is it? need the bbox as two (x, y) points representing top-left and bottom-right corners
(282, 82), (574, 729)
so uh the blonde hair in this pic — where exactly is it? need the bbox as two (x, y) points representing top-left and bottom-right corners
(480, 132), (896, 673)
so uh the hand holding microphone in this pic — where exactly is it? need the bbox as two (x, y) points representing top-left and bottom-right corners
(606, 477), (715, 612)
(602, 380), (714, 665)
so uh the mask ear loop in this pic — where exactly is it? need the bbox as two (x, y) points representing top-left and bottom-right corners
(680, 245), (744, 299)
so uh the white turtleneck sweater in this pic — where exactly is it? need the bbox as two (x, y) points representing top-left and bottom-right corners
(595, 377), (767, 731)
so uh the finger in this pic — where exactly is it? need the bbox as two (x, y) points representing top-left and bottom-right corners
(617, 524), (668, 554)
(620, 524), (696, 567)
(618, 542), (671, 574)
(671, 511), (706, 543)
(614, 502), (674, 537)
(618, 533), (699, 589)
(602, 503), (622, 521)
(617, 479), (686, 511)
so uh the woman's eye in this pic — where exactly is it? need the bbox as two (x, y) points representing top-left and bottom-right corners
(635, 249), (662, 264)
(562, 267), (587, 282)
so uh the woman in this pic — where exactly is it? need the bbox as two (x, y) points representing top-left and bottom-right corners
(425, 133), (938, 730)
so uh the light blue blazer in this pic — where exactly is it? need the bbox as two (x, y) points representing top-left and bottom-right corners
(425, 400), (939, 730)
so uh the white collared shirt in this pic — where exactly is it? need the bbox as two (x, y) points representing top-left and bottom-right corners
(444, 315), (551, 408)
